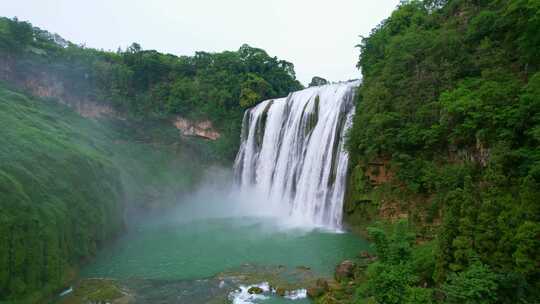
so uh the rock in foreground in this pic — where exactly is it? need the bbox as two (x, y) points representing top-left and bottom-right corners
(247, 286), (264, 294)
(335, 260), (356, 282)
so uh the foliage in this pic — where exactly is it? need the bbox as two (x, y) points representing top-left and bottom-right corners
(357, 221), (435, 304)
(0, 17), (304, 301)
(0, 85), (207, 302)
(365, 263), (417, 304)
(367, 220), (414, 264)
(347, 0), (540, 302)
(239, 73), (272, 108)
(442, 262), (499, 304)
(0, 18), (303, 160)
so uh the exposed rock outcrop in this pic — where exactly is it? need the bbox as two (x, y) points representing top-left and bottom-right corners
(306, 278), (329, 298)
(2, 63), (223, 140)
(365, 159), (393, 185)
(173, 117), (221, 140)
(247, 286), (264, 294)
(335, 260), (356, 282)
(23, 76), (118, 119)
(449, 138), (490, 167)
(308, 76), (329, 87)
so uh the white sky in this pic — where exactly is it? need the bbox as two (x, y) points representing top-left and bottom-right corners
(1, 0), (399, 85)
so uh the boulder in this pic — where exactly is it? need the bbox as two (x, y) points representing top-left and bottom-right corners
(247, 286), (264, 294)
(307, 286), (324, 298)
(316, 278), (329, 291)
(306, 278), (329, 298)
(360, 251), (372, 259)
(335, 260), (356, 282)
(308, 76), (329, 87)
(275, 287), (286, 297)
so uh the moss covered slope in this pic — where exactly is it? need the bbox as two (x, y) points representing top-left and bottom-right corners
(0, 81), (214, 302)
(0, 85), (125, 302)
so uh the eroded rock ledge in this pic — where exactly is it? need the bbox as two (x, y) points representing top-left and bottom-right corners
(173, 117), (221, 140)
(1, 64), (222, 140)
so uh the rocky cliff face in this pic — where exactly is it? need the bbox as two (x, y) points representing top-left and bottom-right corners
(173, 117), (221, 140)
(24, 76), (118, 118)
(1, 59), (117, 119)
(365, 159), (393, 185)
(1, 59), (221, 140)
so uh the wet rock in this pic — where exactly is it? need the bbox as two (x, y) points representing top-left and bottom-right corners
(306, 278), (329, 298)
(308, 76), (329, 87)
(275, 287), (286, 297)
(247, 286), (264, 294)
(360, 251), (372, 259)
(316, 278), (329, 291)
(360, 251), (377, 260)
(335, 260), (356, 282)
(307, 286), (325, 298)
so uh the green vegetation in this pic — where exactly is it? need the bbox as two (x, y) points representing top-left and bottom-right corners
(0, 17), (303, 160)
(360, 222), (435, 304)
(0, 84), (210, 302)
(56, 279), (128, 304)
(345, 0), (540, 303)
(0, 86), (124, 302)
(2, 0), (539, 302)
(313, 221), (437, 304)
(0, 15), (303, 303)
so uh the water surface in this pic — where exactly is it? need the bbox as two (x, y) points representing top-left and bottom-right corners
(82, 198), (369, 303)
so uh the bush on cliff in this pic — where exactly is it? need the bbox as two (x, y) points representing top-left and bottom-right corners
(347, 0), (540, 302)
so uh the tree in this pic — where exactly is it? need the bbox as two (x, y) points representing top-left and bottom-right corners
(239, 74), (271, 108)
(368, 220), (415, 264)
(0, 17), (33, 53)
(442, 262), (499, 304)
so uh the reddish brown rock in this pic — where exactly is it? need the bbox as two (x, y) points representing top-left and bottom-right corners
(307, 286), (324, 298)
(335, 260), (356, 282)
(173, 117), (221, 140)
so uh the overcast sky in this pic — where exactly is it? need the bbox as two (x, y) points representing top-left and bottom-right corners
(1, 0), (399, 85)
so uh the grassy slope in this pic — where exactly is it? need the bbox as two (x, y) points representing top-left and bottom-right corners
(0, 85), (125, 302)
(0, 85), (208, 303)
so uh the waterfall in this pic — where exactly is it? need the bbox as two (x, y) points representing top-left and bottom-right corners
(233, 81), (359, 229)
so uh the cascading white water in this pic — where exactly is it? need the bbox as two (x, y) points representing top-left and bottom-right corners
(234, 81), (359, 229)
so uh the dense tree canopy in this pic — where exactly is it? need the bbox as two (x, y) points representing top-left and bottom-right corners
(346, 0), (539, 303)
(0, 17), (303, 159)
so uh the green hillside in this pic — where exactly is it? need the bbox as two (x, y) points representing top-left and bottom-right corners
(341, 0), (540, 303)
(0, 16), (303, 160)
(0, 84), (210, 302)
(0, 85), (125, 302)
